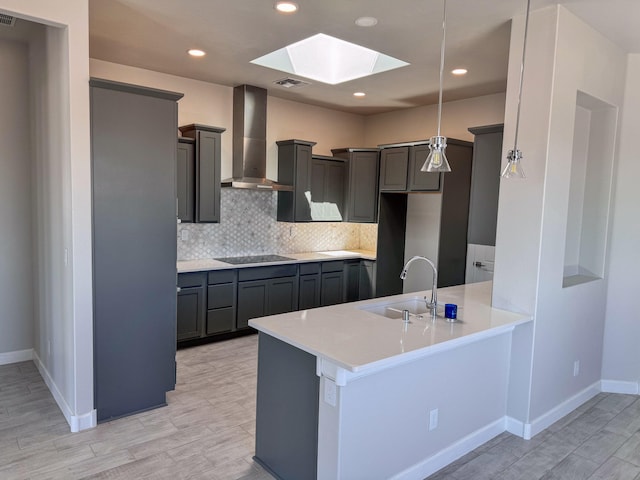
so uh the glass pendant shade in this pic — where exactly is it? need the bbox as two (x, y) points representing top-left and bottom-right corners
(422, 135), (451, 173)
(501, 149), (526, 179)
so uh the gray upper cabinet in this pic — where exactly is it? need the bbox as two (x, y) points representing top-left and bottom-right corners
(177, 138), (195, 223)
(332, 148), (380, 223)
(178, 124), (226, 223)
(277, 139), (316, 222)
(408, 144), (441, 191)
(379, 146), (409, 191)
(90, 78), (182, 423)
(379, 143), (441, 192)
(310, 155), (346, 221)
(467, 124), (503, 247)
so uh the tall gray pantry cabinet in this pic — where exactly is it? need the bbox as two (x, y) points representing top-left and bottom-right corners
(90, 79), (183, 422)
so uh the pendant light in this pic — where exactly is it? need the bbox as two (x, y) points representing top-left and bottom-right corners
(501, 0), (532, 179)
(422, 0), (451, 173)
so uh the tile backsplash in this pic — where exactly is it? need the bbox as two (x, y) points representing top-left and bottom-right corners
(177, 189), (378, 260)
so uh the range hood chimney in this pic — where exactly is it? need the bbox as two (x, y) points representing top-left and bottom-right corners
(222, 85), (293, 191)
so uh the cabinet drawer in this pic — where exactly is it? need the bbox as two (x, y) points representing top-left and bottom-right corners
(238, 264), (297, 281)
(208, 270), (236, 285)
(299, 262), (321, 275)
(207, 283), (234, 309)
(206, 308), (234, 335)
(321, 260), (344, 273)
(178, 272), (206, 288)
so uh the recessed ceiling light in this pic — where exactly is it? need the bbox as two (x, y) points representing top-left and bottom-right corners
(355, 17), (378, 27)
(353, 92), (366, 97)
(451, 68), (468, 75)
(251, 33), (409, 85)
(275, 1), (298, 13)
(188, 49), (206, 57)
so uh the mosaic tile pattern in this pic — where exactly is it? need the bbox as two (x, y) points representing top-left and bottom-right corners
(177, 189), (378, 260)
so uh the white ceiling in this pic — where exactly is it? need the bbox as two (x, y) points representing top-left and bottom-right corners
(4, 1), (640, 115)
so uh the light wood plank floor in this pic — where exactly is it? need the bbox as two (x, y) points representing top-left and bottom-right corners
(1, 335), (639, 479)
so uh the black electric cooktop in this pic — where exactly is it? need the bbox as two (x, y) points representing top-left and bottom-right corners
(214, 254), (294, 265)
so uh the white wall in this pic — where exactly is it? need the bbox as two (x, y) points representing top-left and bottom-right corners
(0, 38), (34, 359)
(493, 5), (628, 434)
(89, 59), (367, 181)
(601, 54), (640, 393)
(364, 93), (506, 146)
(0, 0), (94, 431)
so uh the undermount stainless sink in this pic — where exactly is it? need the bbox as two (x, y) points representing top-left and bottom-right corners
(358, 297), (459, 321)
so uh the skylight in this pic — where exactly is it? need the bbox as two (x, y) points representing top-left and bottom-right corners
(251, 33), (409, 85)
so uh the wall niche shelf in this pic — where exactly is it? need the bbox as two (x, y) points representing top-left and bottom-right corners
(562, 91), (617, 288)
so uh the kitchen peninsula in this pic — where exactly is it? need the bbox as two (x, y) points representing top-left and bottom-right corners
(249, 281), (531, 480)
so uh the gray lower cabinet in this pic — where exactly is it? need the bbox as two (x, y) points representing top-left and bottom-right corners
(344, 259), (361, 303)
(91, 78), (182, 423)
(236, 265), (299, 329)
(379, 143), (441, 192)
(332, 148), (380, 223)
(178, 258), (376, 346)
(359, 260), (377, 300)
(178, 124), (226, 223)
(298, 263), (321, 310)
(177, 273), (206, 341)
(207, 270), (236, 334)
(320, 261), (345, 306)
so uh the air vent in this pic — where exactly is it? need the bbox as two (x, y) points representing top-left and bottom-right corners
(274, 77), (311, 89)
(0, 13), (16, 27)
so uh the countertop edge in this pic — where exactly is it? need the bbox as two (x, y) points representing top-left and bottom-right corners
(177, 249), (377, 273)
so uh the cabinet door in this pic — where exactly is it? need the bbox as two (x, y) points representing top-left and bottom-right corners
(177, 286), (204, 341)
(310, 159), (345, 221)
(344, 260), (360, 303)
(206, 308), (234, 335)
(196, 130), (221, 223)
(358, 260), (376, 300)
(268, 277), (299, 315)
(408, 144), (441, 191)
(237, 280), (268, 329)
(325, 161), (345, 220)
(321, 271), (344, 306)
(437, 142), (473, 287)
(379, 147), (409, 191)
(294, 144), (313, 221)
(177, 140), (195, 222)
(347, 151), (379, 223)
(299, 274), (321, 310)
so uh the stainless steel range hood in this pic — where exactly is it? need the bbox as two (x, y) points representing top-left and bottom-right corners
(222, 84), (293, 191)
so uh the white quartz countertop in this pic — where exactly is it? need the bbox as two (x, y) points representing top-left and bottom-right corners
(249, 281), (531, 380)
(177, 249), (376, 273)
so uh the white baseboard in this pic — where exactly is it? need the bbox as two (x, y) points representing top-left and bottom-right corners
(505, 416), (526, 438)
(601, 379), (640, 395)
(33, 351), (97, 433)
(391, 418), (506, 480)
(522, 381), (601, 439)
(0, 348), (33, 365)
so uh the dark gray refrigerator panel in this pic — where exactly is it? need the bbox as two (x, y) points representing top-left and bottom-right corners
(90, 78), (182, 422)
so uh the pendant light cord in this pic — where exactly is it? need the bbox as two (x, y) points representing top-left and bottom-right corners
(436, 0), (447, 137)
(513, 0), (531, 151)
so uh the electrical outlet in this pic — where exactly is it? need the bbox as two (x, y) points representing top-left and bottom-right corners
(180, 229), (189, 241)
(429, 408), (439, 431)
(573, 360), (580, 377)
(324, 378), (337, 407)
